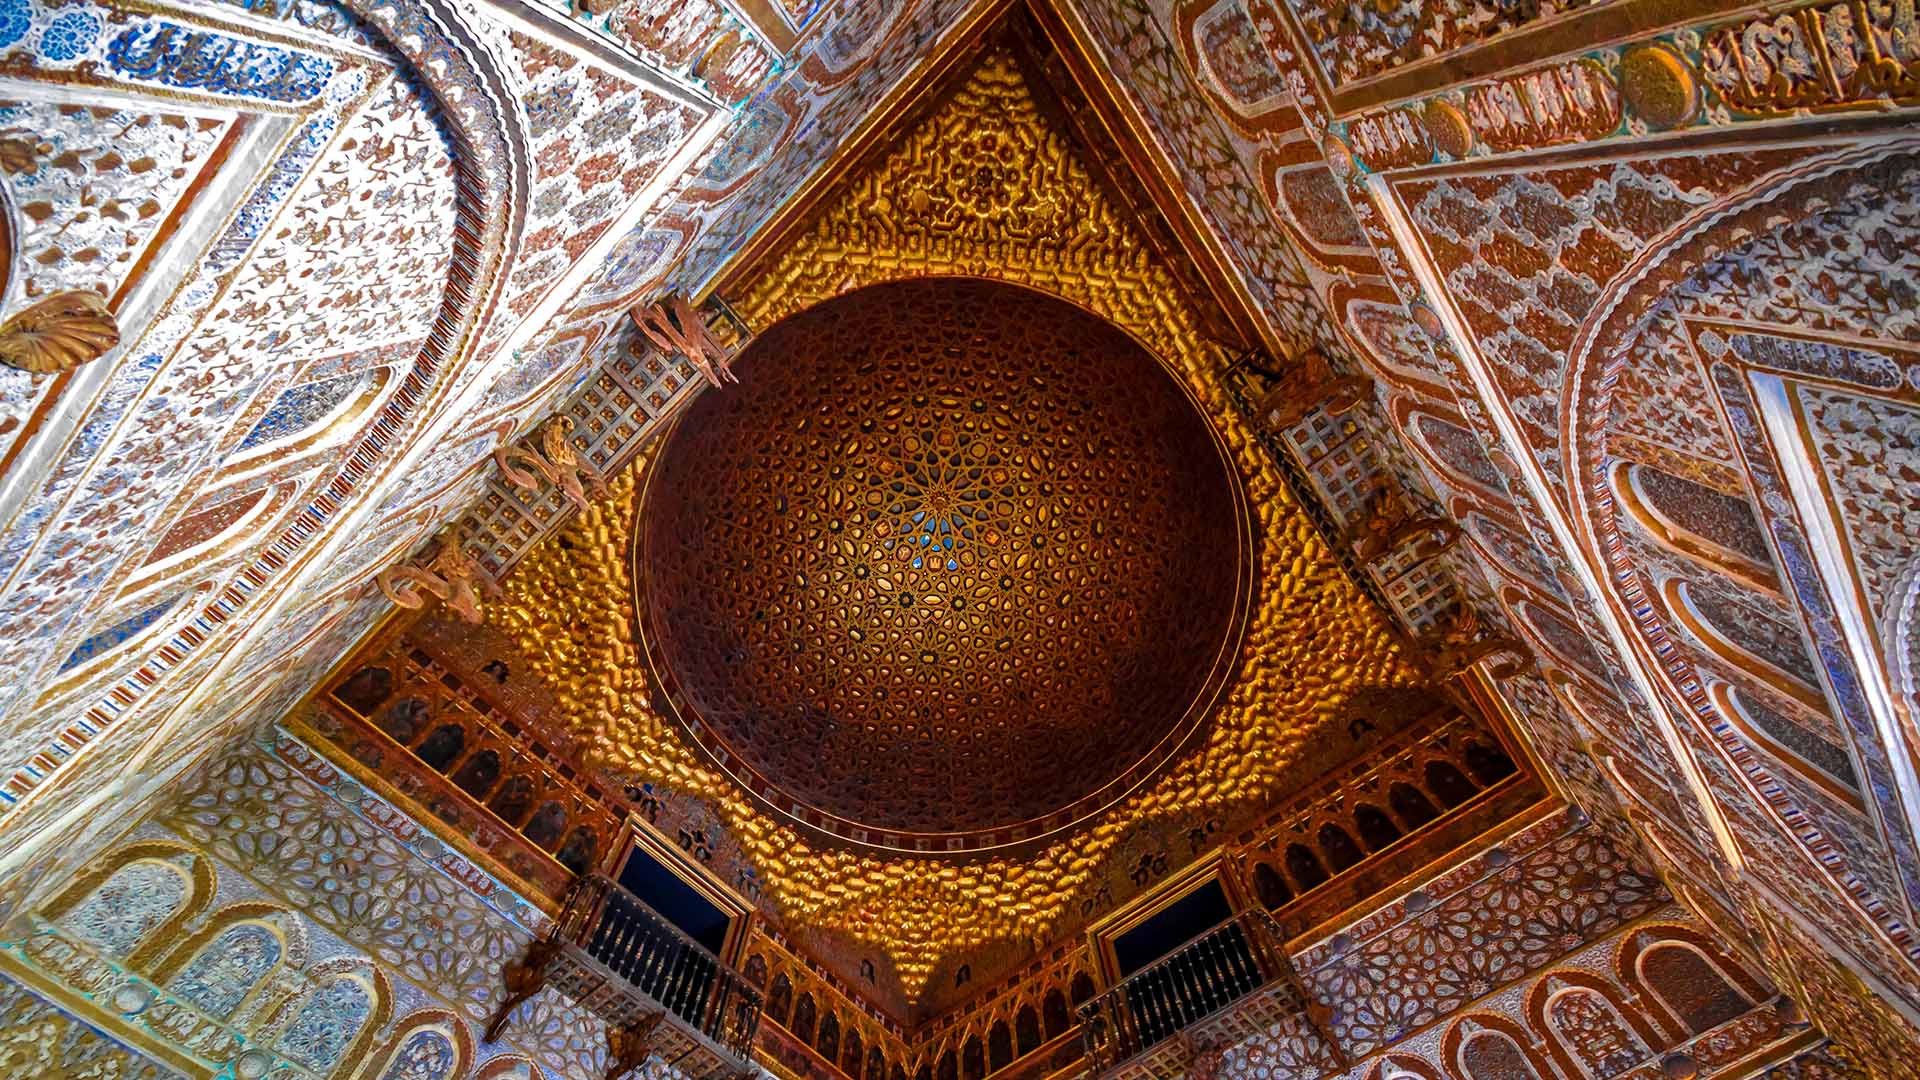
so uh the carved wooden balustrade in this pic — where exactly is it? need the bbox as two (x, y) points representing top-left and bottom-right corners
(1075, 909), (1341, 1080)
(490, 875), (763, 1080)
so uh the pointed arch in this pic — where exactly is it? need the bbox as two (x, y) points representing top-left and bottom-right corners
(1636, 942), (1753, 1036)
(1285, 844), (1328, 891)
(1318, 824), (1365, 871)
(224, 366), (399, 474)
(1068, 972), (1095, 1006)
(988, 1019), (1013, 1071)
(1390, 782), (1441, 828)
(1252, 861), (1293, 908)
(473, 1054), (543, 1080)
(961, 1034), (985, 1080)
(791, 990), (817, 1044)
(523, 801), (567, 849)
(1462, 740), (1517, 786)
(1041, 989), (1070, 1037)
(333, 665), (397, 717)
(0, 0), (536, 849)
(817, 1010), (841, 1060)
(1364, 1054), (1443, 1080)
(377, 697), (432, 745)
(843, 1028), (866, 1079)
(1424, 761), (1478, 807)
(451, 748), (502, 798)
(488, 775), (537, 826)
(1353, 804), (1402, 852)
(766, 972), (793, 1027)
(416, 723), (466, 771)
(1662, 578), (1830, 714)
(1610, 461), (1778, 590)
(1015, 1004), (1042, 1055)
(1709, 680), (1862, 806)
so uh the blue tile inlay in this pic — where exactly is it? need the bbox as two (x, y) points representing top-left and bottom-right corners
(60, 596), (181, 673)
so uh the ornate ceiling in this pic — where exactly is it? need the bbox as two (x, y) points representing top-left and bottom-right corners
(490, 36), (1420, 1014)
(635, 277), (1252, 852)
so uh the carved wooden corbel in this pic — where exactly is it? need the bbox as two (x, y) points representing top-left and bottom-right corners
(631, 293), (738, 390)
(1346, 491), (1462, 566)
(485, 934), (563, 1042)
(494, 415), (604, 513)
(377, 534), (498, 624)
(604, 1010), (666, 1080)
(1250, 913), (1350, 1072)
(1419, 604), (1536, 681)
(0, 290), (121, 374)
(1180, 1033), (1227, 1080)
(1255, 347), (1371, 431)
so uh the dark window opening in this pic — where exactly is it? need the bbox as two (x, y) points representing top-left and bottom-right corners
(1390, 782), (1440, 828)
(1016, 1006), (1042, 1055)
(1253, 862), (1293, 909)
(616, 844), (732, 956)
(1354, 804), (1402, 852)
(1464, 741), (1518, 785)
(1319, 825), (1365, 872)
(1285, 845), (1328, 892)
(1042, 990), (1070, 1037)
(1425, 760), (1478, 807)
(415, 723), (465, 771)
(1107, 880), (1261, 1053)
(1113, 881), (1232, 977)
(333, 666), (393, 715)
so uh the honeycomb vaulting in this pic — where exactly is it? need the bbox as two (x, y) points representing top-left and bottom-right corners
(635, 277), (1251, 847)
(489, 50), (1417, 1002)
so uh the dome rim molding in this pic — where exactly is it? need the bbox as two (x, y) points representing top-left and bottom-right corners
(627, 275), (1258, 859)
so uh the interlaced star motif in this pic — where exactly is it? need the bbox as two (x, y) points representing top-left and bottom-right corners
(636, 278), (1248, 841)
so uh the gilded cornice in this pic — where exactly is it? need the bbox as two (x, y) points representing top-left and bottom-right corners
(489, 48), (1419, 1011)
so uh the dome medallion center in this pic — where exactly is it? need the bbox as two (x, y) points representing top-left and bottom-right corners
(632, 279), (1253, 855)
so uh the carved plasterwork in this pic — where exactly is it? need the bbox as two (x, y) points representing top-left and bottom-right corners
(0, 291), (120, 375)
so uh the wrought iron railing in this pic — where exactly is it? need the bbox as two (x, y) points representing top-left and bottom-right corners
(1076, 909), (1306, 1073)
(492, 875), (762, 1075)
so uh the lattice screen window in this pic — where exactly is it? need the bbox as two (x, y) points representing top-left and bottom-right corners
(1284, 408), (1362, 461)
(1305, 432), (1382, 522)
(1380, 557), (1457, 635)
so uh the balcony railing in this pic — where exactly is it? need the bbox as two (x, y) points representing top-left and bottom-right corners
(1077, 909), (1338, 1079)
(491, 875), (762, 1078)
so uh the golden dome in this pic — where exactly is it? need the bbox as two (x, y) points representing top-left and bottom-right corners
(632, 278), (1253, 854)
